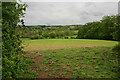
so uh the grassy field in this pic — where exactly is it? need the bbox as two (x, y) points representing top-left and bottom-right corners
(21, 38), (119, 78)
(23, 47), (119, 78)
(22, 38), (118, 51)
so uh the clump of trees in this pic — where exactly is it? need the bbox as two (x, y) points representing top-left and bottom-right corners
(77, 15), (119, 40)
(77, 14), (120, 52)
(18, 25), (79, 39)
(112, 15), (120, 52)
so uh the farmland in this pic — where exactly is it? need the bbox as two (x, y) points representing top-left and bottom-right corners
(22, 38), (118, 51)
(2, 2), (120, 79)
(22, 38), (119, 78)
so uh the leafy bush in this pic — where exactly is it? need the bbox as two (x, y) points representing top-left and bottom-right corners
(2, 2), (27, 79)
(71, 37), (76, 39)
(42, 32), (49, 38)
(30, 36), (39, 40)
(112, 43), (120, 52)
(39, 36), (44, 39)
(64, 37), (69, 39)
(49, 32), (56, 38)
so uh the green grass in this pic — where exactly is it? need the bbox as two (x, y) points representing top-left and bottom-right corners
(23, 47), (119, 78)
(21, 54), (38, 78)
(21, 38), (119, 78)
(22, 38), (118, 51)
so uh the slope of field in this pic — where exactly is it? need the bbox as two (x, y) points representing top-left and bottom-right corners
(21, 38), (119, 78)
(23, 47), (119, 78)
(22, 38), (118, 51)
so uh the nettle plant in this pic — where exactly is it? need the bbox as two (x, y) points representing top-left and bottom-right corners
(2, 2), (27, 79)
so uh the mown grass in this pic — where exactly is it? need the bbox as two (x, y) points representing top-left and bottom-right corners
(21, 38), (118, 51)
(23, 47), (119, 79)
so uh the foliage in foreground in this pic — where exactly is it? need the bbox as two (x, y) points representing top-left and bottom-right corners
(2, 2), (27, 79)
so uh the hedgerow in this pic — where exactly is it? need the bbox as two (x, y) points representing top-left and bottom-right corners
(2, 2), (27, 79)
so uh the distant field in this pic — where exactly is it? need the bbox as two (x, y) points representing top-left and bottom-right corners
(21, 38), (118, 51)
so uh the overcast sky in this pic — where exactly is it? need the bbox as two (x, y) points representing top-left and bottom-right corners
(24, 2), (118, 25)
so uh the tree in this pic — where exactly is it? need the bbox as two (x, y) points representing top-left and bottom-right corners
(49, 32), (57, 38)
(112, 15), (120, 52)
(112, 15), (120, 41)
(2, 1), (27, 79)
(77, 15), (118, 41)
(42, 32), (49, 38)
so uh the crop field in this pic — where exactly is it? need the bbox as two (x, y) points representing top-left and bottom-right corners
(22, 38), (119, 78)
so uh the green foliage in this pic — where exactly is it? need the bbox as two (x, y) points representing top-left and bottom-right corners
(30, 36), (39, 40)
(44, 69), (49, 72)
(77, 14), (120, 51)
(39, 36), (44, 39)
(112, 43), (120, 52)
(25, 59), (35, 64)
(48, 32), (57, 38)
(77, 15), (119, 40)
(42, 32), (49, 38)
(70, 37), (76, 39)
(2, 2), (27, 79)
(112, 15), (120, 41)
(17, 25), (78, 39)
(64, 36), (69, 39)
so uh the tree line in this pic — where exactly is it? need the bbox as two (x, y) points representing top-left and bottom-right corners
(17, 25), (80, 39)
(77, 15), (120, 41)
(77, 14), (120, 52)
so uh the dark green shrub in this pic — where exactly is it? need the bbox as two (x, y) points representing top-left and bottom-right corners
(57, 36), (63, 39)
(30, 36), (39, 40)
(71, 37), (76, 39)
(64, 37), (69, 39)
(39, 36), (44, 39)
(49, 32), (56, 38)
(112, 43), (120, 52)
(42, 32), (49, 38)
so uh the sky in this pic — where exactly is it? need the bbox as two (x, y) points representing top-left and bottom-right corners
(23, 2), (118, 25)
(22, 0), (119, 2)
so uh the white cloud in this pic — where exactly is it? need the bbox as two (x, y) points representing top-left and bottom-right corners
(24, 2), (118, 25)
(22, 0), (119, 2)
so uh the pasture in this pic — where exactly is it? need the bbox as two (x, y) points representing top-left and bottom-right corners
(22, 38), (119, 78)
(22, 38), (118, 51)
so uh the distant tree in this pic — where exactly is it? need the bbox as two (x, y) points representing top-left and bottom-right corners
(112, 15), (120, 41)
(49, 32), (57, 38)
(112, 15), (120, 52)
(42, 32), (49, 38)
